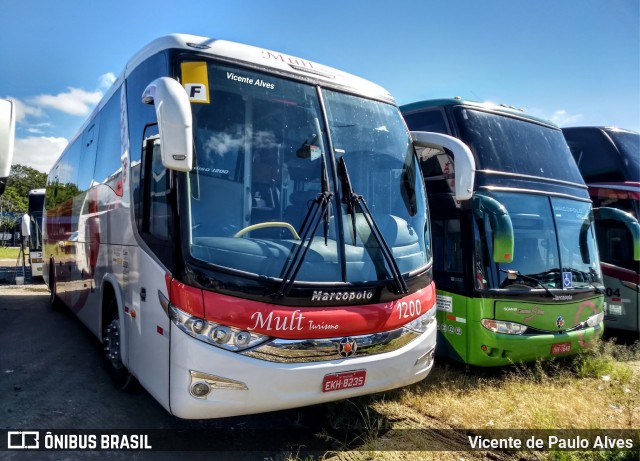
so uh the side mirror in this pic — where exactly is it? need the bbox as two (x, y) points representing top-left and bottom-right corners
(410, 131), (475, 201)
(0, 99), (16, 195)
(594, 207), (640, 261)
(473, 194), (514, 263)
(142, 77), (193, 172)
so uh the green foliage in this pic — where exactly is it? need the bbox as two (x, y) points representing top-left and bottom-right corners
(0, 164), (47, 226)
(6, 164), (47, 198)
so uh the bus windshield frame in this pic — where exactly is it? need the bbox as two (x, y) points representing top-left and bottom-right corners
(183, 59), (430, 286)
(473, 191), (603, 292)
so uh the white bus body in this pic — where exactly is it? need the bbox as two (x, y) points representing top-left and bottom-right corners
(43, 34), (463, 418)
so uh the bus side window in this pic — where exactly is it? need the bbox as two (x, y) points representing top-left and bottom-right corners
(139, 124), (174, 269)
(595, 219), (635, 271)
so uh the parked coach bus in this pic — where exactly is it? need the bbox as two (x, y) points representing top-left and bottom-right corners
(563, 127), (640, 335)
(28, 189), (46, 278)
(43, 34), (470, 419)
(0, 99), (16, 195)
(399, 98), (635, 366)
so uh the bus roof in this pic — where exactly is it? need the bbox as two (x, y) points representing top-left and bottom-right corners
(562, 126), (639, 135)
(401, 97), (557, 128)
(115, 34), (394, 103)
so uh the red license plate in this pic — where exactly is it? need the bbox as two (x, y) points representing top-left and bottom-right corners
(322, 370), (366, 393)
(551, 342), (571, 355)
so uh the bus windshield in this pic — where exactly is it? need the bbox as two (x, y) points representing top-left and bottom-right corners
(606, 130), (640, 182)
(186, 61), (429, 284)
(454, 108), (584, 184)
(474, 192), (602, 291)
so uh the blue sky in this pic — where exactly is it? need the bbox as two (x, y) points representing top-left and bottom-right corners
(1, 0), (638, 173)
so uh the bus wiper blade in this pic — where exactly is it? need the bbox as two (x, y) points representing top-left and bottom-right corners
(277, 155), (333, 298)
(338, 157), (408, 295)
(499, 269), (554, 298)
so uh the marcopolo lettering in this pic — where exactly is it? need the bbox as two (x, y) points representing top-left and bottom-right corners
(311, 290), (374, 302)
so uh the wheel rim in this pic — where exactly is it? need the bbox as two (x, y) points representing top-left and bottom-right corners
(104, 318), (124, 370)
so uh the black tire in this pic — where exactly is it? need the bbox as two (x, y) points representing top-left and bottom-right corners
(48, 265), (64, 312)
(102, 298), (133, 390)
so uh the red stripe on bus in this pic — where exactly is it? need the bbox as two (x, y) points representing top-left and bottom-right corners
(200, 282), (436, 339)
(601, 262), (640, 285)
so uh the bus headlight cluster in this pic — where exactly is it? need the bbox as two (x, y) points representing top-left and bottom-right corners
(481, 319), (528, 335)
(585, 312), (604, 328)
(170, 305), (269, 351)
(405, 307), (437, 333)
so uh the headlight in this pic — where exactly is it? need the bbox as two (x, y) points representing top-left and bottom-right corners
(586, 312), (604, 328)
(405, 307), (437, 333)
(481, 319), (528, 335)
(170, 305), (270, 351)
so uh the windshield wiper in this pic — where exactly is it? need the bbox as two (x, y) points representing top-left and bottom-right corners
(276, 148), (333, 298)
(338, 157), (408, 295)
(499, 269), (554, 298)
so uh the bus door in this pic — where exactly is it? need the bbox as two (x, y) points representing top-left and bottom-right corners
(126, 125), (172, 407)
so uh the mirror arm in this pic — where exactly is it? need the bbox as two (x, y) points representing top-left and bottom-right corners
(410, 131), (475, 201)
(142, 77), (193, 172)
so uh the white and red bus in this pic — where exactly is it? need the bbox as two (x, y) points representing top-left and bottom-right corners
(43, 34), (469, 419)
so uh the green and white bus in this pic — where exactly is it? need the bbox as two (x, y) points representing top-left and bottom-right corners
(401, 98), (629, 366)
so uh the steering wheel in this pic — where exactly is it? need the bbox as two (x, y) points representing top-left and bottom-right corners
(233, 222), (300, 240)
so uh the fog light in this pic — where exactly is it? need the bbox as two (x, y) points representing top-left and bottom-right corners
(191, 319), (206, 334)
(191, 381), (211, 398)
(414, 347), (435, 368)
(235, 331), (251, 347)
(211, 326), (231, 344)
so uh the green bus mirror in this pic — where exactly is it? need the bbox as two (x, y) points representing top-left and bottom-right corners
(594, 207), (640, 261)
(473, 194), (514, 263)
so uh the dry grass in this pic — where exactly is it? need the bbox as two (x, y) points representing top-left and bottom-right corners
(309, 337), (640, 461)
(392, 338), (640, 430)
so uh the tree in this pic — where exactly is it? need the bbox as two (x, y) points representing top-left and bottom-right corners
(6, 164), (47, 199)
(0, 164), (47, 221)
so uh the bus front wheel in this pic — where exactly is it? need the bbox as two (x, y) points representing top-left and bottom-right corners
(48, 263), (63, 311)
(102, 298), (133, 390)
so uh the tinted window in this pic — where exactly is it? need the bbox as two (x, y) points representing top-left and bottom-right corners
(79, 119), (99, 191)
(94, 88), (124, 185)
(564, 128), (625, 182)
(432, 218), (464, 292)
(595, 219), (638, 272)
(140, 124), (174, 268)
(606, 130), (640, 182)
(455, 108), (584, 183)
(403, 109), (448, 134)
(126, 52), (168, 227)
